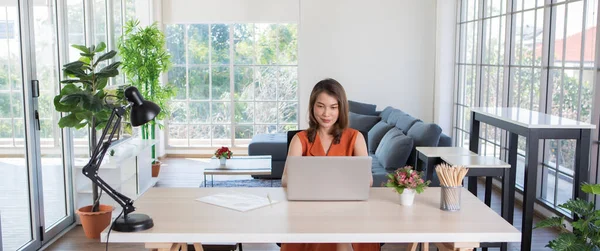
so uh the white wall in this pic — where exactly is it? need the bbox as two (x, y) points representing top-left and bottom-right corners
(433, 0), (458, 136)
(298, 0), (437, 128)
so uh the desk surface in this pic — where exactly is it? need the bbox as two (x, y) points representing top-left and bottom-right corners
(441, 155), (511, 168)
(471, 107), (596, 129)
(102, 187), (520, 244)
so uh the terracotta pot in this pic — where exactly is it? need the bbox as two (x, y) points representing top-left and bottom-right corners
(76, 204), (114, 239)
(152, 161), (161, 177)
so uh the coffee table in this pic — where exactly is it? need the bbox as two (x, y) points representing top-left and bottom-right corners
(203, 155), (272, 187)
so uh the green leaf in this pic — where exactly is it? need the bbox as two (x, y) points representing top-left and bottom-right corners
(546, 233), (592, 251)
(95, 42), (106, 52)
(96, 50), (117, 64)
(59, 93), (84, 106)
(395, 187), (404, 194)
(63, 67), (87, 79)
(58, 113), (83, 128)
(71, 44), (90, 53)
(54, 95), (76, 112)
(560, 199), (595, 217)
(535, 216), (565, 229)
(80, 53), (95, 58)
(60, 79), (93, 85)
(81, 95), (104, 112)
(582, 184), (600, 195)
(63, 61), (85, 69)
(79, 56), (91, 65)
(59, 83), (80, 95)
(96, 78), (108, 90)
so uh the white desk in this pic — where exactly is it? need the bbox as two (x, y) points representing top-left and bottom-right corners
(470, 107), (595, 251)
(101, 187), (520, 250)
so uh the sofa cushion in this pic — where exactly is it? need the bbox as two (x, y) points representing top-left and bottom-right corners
(406, 121), (442, 147)
(349, 112), (381, 133)
(348, 100), (377, 115)
(367, 121), (394, 154)
(375, 128), (414, 171)
(386, 110), (407, 125)
(379, 106), (396, 121)
(248, 133), (288, 161)
(395, 114), (421, 134)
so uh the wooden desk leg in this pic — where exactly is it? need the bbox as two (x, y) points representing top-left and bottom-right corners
(422, 242), (429, 251)
(193, 243), (205, 251)
(434, 242), (478, 251)
(407, 243), (418, 251)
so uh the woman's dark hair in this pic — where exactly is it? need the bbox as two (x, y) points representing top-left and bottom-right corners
(306, 78), (349, 144)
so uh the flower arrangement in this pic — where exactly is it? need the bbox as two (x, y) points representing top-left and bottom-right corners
(214, 146), (233, 159)
(385, 166), (430, 194)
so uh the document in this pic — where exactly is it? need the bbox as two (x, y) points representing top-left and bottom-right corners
(196, 192), (278, 212)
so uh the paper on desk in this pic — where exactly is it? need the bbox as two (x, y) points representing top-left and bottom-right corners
(196, 192), (278, 212)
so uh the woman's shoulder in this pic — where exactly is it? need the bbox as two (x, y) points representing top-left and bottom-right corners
(343, 128), (359, 137)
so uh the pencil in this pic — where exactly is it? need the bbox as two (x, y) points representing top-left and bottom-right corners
(267, 194), (272, 207)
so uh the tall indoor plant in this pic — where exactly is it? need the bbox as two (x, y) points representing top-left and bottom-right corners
(535, 183), (600, 251)
(54, 42), (121, 238)
(118, 19), (174, 174)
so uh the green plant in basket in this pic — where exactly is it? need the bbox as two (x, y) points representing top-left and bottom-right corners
(385, 166), (430, 194)
(535, 183), (600, 251)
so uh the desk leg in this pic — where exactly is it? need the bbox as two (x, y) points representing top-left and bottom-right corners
(574, 129), (591, 204)
(435, 242), (478, 251)
(484, 177), (492, 206)
(203, 174), (206, 187)
(425, 157), (436, 186)
(145, 243), (202, 251)
(211, 175), (214, 187)
(468, 116), (480, 197)
(521, 133), (539, 251)
(501, 133), (518, 251)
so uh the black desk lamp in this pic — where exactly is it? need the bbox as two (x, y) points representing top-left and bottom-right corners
(82, 86), (160, 232)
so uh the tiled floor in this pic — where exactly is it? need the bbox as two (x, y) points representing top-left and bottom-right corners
(45, 158), (558, 251)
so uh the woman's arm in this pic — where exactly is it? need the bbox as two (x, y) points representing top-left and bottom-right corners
(353, 132), (373, 186)
(281, 134), (302, 187)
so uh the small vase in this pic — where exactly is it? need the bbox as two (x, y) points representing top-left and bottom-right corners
(219, 157), (227, 166)
(399, 188), (416, 206)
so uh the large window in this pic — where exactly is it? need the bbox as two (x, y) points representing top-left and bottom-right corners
(454, 0), (599, 213)
(165, 23), (298, 148)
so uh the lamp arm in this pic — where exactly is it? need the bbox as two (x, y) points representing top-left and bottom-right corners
(82, 105), (136, 217)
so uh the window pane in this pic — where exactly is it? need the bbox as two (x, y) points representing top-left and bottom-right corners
(256, 67), (277, 100)
(211, 102), (230, 124)
(234, 66), (254, 101)
(255, 102), (277, 123)
(278, 102), (297, 123)
(256, 24), (277, 64)
(190, 102), (210, 123)
(278, 124), (298, 133)
(211, 66), (230, 100)
(169, 66), (187, 100)
(234, 102), (253, 123)
(190, 125), (211, 147)
(189, 24), (209, 65)
(168, 125), (188, 147)
(584, 0), (598, 68)
(212, 125), (231, 144)
(255, 124), (277, 134)
(278, 67), (297, 101)
(235, 125), (253, 140)
(278, 24), (297, 64)
(211, 24), (229, 64)
(170, 102), (187, 124)
(189, 67), (209, 100)
(93, 0), (107, 45)
(166, 24), (185, 65)
(0, 93), (10, 118)
(234, 24), (255, 65)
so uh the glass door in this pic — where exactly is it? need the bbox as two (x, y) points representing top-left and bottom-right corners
(0, 1), (36, 250)
(0, 0), (73, 250)
(32, 0), (74, 241)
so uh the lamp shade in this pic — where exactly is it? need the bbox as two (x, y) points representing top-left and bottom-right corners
(125, 86), (161, 126)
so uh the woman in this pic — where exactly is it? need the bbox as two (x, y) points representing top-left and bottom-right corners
(281, 78), (379, 251)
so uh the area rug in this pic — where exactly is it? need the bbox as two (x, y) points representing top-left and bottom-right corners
(200, 179), (282, 187)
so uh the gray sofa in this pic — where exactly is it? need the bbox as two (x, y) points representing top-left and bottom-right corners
(248, 100), (451, 185)
(348, 100), (451, 186)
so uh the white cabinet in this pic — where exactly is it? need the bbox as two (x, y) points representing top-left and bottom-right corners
(73, 139), (157, 219)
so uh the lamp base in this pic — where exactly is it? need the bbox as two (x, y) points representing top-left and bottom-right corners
(112, 213), (154, 232)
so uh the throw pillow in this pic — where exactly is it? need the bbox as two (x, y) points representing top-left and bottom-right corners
(367, 121), (394, 154)
(349, 112), (381, 133)
(395, 114), (421, 134)
(375, 128), (414, 171)
(379, 106), (395, 121)
(406, 121), (442, 147)
(348, 100), (377, 115)
(386, 110), (407, 125)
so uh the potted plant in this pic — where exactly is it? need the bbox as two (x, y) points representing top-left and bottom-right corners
(54, 42), (121, 238)
(385, 166), (430, 206)
(215, 147), (233, 166)
(535, 183), (600, 251)
(118, 19), (175, 177)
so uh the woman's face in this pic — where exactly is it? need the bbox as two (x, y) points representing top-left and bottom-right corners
(313, 92), (339, 131)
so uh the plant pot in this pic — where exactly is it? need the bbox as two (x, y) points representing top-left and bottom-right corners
(76, 204), (114, 239)
(398, 188), (416, 206)
(152, 161), (161, 177)
(219, 157), (227, 166)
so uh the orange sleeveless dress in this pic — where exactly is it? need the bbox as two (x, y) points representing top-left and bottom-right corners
(281, 128), (381, 251)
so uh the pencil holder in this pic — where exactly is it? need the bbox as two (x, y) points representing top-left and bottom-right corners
(440, 186), (461, 211)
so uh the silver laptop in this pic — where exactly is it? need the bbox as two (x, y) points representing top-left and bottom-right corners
(285, 156), (372, 201)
